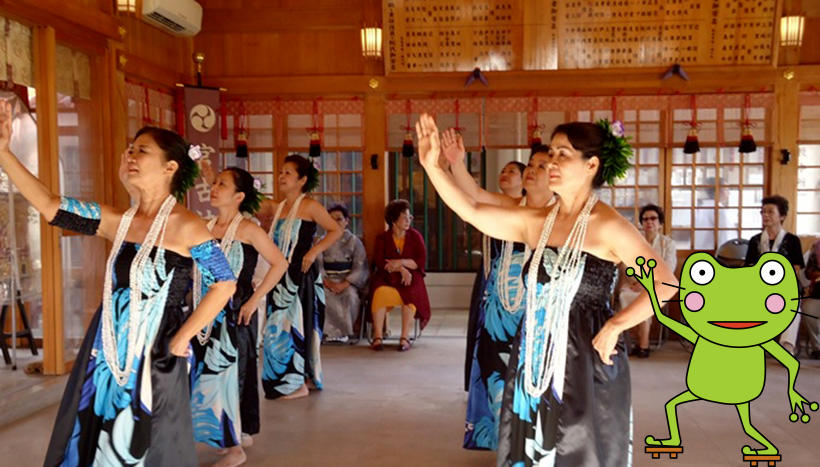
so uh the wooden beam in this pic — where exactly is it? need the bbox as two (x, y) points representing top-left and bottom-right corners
(0, 0), (121, 40)
(118, 51), (187, 89)
(205, 65), (820, 98)
(771, 76), (800, 233)
(33, 26), (65, 375)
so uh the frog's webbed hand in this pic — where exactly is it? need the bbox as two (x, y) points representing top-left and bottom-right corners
(761, 340), (819, 423)
(626, 257), (697, 343)
(788, 391), (818, 424)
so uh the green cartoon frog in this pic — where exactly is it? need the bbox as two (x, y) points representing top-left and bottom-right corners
(627, 252), (817, 459)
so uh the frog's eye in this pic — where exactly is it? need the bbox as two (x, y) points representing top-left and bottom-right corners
(689, 260), (714, 285)
(759, 260), (785, 286)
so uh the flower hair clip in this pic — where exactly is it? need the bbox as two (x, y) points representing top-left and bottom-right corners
(253, 178), (262, 190)
(188, 144), (202, 161)
(610, 120), (625, 138)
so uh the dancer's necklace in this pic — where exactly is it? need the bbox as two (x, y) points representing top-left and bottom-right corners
(101, 194), (177, 387)
(496, 198), (531, 312)
(267, 193), (306, 262)
(193, 211), (244, 344)
(523, 193), (597, 398)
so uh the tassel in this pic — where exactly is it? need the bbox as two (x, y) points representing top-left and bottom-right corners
(683, 127), (700, 154)
(402, 132), (415, 158)
(220, 102), (228, 140)
(235, 130), (248, 158)
(530, 128), (542, 152)
(738, 125), (757, 153)
(309, 131), (322, 158)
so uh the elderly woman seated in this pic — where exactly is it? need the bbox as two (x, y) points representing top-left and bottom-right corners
(368, 199), (431, 351)
(318, 204), (369, 343)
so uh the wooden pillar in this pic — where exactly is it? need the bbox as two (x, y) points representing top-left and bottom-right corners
(771, 73), (800, 232)
(362, 92), (387, 256)
(103, 41), (129, 210)
(34, 26), (64, 375)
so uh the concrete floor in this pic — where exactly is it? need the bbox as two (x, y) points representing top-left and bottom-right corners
(2, 310), (819, 466)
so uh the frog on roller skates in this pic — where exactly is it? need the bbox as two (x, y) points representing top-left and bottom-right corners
(627, 252), (817, 465)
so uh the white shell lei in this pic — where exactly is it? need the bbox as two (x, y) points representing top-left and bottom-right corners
(496, 198), (531, 313)
(102, 194), (177, 387)
(193, 212), (245, 345)
(523, 193), (597, 398)
(267, 193), (306, 263)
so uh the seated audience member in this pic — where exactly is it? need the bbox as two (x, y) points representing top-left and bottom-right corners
(368, 199), (431, 352)
(318, 204), (369, 342)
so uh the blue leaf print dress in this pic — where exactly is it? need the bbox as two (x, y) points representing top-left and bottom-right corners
(464, 240), (528, 451)
(496, 246), (632, 467)
(44, 198), (235, 467)
(262, 219), (324, 398)
(191, 241), (258, 448)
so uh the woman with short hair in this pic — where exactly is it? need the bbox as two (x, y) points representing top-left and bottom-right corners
(368, 199), (431, 351)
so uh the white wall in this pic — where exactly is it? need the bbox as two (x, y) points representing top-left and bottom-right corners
(424, 272), (474, 310)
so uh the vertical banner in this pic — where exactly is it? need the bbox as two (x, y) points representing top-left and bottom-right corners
(184, 86), (220, 218)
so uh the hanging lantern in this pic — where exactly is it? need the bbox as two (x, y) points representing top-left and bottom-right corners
(683, 95), (700, 154)
(738, 94), (757, 153)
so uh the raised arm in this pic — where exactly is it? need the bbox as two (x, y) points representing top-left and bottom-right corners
(417, 114), (535, 246)
(0, 102), (63, 222)
(0, 101), (120, 239)
(302, 199), (344, 272)
(441, 128), (512, 206)
(239, 221), (288, 325)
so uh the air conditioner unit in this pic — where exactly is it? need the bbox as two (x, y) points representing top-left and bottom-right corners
(142, 0), (203, 37)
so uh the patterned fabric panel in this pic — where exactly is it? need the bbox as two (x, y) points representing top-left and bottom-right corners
(191, 239), (237, 284)
(48, 197), (102, 236)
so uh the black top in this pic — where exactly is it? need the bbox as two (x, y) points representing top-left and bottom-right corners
(744, 231), (805, 268)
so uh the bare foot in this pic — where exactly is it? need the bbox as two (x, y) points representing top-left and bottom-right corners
(211, 446), (246, 467)
(281, 383), (309, 400)
(241, 433), (253, 448)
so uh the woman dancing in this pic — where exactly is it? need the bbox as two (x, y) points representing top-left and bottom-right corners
(439, 130), (557, 451)
(1, 103), (237, 466)
(257, 154), (342, 399)
(190, 167), (288, 466)
(417, 114), (678, 466)
(464, 155), (526, 390)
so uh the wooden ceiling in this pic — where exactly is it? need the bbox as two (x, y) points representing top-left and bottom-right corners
(194, 0), (820, 79)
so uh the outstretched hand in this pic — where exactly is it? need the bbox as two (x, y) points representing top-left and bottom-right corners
(441, 128), (465, 168)
(788, 389), (818, 424)
(0, 100), (13, 153)
(199, 157), (216, 185)
(625, 257), (657, 295)
(415, 113), (441, 169)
